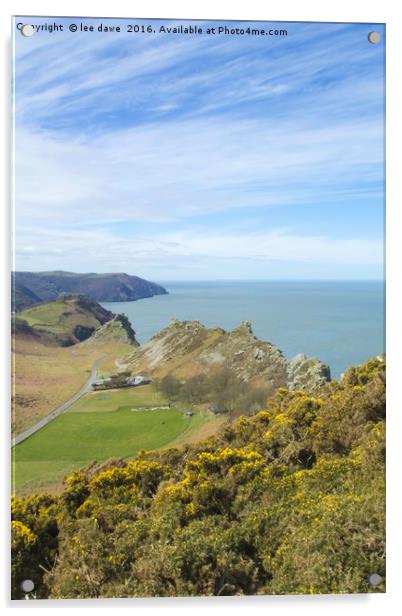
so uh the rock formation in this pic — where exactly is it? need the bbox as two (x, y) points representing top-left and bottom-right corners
(121, 319), (330, 392)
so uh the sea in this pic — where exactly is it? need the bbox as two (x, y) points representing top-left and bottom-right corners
(102, 280), (385, 380)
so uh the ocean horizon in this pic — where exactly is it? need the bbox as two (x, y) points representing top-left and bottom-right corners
(102, 279), (384, 380)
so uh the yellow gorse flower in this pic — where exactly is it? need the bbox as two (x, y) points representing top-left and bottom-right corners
(11, 521), (37, 546)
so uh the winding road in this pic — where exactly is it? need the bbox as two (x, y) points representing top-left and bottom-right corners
(12, 354), (107, 447)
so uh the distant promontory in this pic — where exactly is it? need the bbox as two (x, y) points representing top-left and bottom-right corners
(12, 271), (168, 312)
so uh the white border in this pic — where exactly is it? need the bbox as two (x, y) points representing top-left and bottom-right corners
(1, 1), (401, 614)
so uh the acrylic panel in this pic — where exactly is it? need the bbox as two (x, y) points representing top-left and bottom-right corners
(11, 16), (385, 600)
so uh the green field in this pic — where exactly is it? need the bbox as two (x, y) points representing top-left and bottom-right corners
(13, 386), (208, 495)
(19, 300), (99, 335)
(19, 301), (67, 328)
(69, 385), (167, 413)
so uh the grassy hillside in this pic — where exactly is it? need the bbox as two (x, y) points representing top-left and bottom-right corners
(15, 295), (115, 346)
(12, 324), (136, 437)
(12, 295), (141, 436)
(11, 357), (385, 599)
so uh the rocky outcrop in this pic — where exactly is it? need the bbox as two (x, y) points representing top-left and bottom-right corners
(83, 314), (140, 347)
(73, 324), (96, 342)
(122, 319), (330, 392)
(72, 294), (114, 325)
(286, 353), (331, 390)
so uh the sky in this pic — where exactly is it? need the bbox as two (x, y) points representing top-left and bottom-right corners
(13, 17), (385, 281)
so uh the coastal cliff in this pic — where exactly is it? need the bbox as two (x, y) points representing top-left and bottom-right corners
(12, 271), (168, 311)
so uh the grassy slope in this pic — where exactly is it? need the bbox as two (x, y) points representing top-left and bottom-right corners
(12, 385), (216, 496)
(18, 299), (101, 336)
(12, 333), (134, 435)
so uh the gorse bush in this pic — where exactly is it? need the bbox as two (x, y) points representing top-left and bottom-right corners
(11, 357), (385, 598)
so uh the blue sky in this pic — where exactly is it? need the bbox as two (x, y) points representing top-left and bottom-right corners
(13, 18), (385, 280)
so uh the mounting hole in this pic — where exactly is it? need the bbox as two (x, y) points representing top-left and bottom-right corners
(368, 31), (381, 44)
(20, 579), (35, 592)
(21, 24), (34, 37)
(369, 573), (382, 586)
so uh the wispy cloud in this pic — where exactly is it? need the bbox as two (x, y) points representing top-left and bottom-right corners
(13, 18), (385, 278)
(14, 112), (383, 225)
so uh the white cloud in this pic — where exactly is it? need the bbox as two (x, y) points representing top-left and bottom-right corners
(15, 111), (383, 229)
